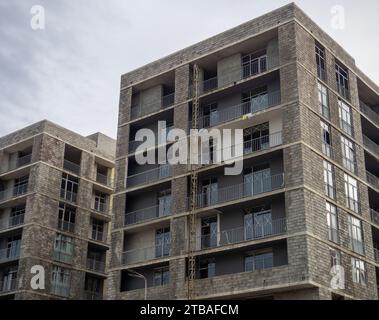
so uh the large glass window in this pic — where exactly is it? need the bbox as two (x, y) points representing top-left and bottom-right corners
(344, 174), (359, 213)
(153, 266), (170, 286)
(201, 216), (218, 249)
(338, 99), (353, 137)
(60, 173), (78, 203)
(330, 248), (341, 269)
(155, 227), (170, 258)
(58, 203), (76, 233)
(326, 202), (339, 243)
(51, 266), (71, 297)
(335, 63), (350, 100)
(198, 259), (216, 279)
(320, 121), (332, 157)
(92, 219), (104, 242)
(341, 136), (356, 173)
(13, 176), (28, 196)
(347, 215), (364, 254)
(53, 234), (73, 264)
(351, 258), (366, 285)
(94, 191), (107, 212)
(245, 250), (273, 272)
(10, 205), (25, 226)
(315, 44), (326, 81)
(318, 83), (329, 118)
(323, 161), (335, 199)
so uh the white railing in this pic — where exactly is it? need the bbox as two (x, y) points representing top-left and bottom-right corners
(371, 209), (379, 226)
(195, 91), (281, 129)
(0, 246), (20, 262)
(360, 101), (379, 126)
(63, 159), (81, 175)
(130, 93), (176, 120)
(122, 242), (171, 265)
(0, 214), (25, 231)
(363, 135), (379, 157)
(127, 164), (172, 188)
(0, 278), (17, 293)
(197, 218), (286, 250)
(0, 184), (28, 202)
(124, 204), (171, 226)
(366, 171), (379, 189)
(194, 173), (285, 209)
(200, 54), (279, 94)
(87, 258), (105, 273)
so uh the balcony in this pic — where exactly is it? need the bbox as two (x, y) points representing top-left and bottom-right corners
(197, 91), (281, 129)
(200, 54), (279, 95)
(91, 229), (105, 242)
(86, 258), (105, 273)
(0, 184), (28, 203)
(58, 220), (75, 233)
(0, 214), (24, 232)
(122, 242), (171, 266)
(371, 209), (379, 226)
(60, 189), (77, 203)
(96, 172), (112, 188)
(63, 159), (81, 175)
(360, 101), (379, 126)
(124, 204), (171, 226)
(0, 154), (32, 175)
(92, 202), (109, 214)
(53, 251), (72, 264)
(195, 173), (284, 209)
(198, 218), (286, 251)
(83, 290), (103, 300)
(0, 247), (20, 263)
(127, 164), (172, 188)
(0, 278), (17, 294)
(130, 93), (175, 120)
(367, 171), (379, 190)
(363, 135), (379, 157)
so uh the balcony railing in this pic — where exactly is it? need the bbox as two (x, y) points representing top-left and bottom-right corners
(0, 184), (28, 202)
(363, 135), (379, 157)
(83, 290), (103, 300)
(371, 209), (379, 226)
(366, 171), (379, 189)
(53, 251), (73, 264)
(51, 283), (70, 297)
(91, 229), (104, 242)
(96, 172), (112, 187)
(87, 258), (105, 273)
(196, 91), (281, 129)
(194, 173), (284, 209)
(93, 202), (108, 214)
(130, 93), (176, 120)
(200, 54), (279, 95)
(197, 218), (286, 250)
(122, 242), (171, 265)
(0, 155), (32, 174)
(60, 189), (77, 203)
(0, 246), (20, 262)
(58, 220), (75, 233)
(360, 101), (379, 126)
(0, 278), (17, 293)
(0, 214), (25, 232)
(124, 203), (171, 226)
(63, 159), (81, 175)
(127, 164), (172, 188)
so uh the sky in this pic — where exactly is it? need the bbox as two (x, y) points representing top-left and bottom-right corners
(0, 0), (378, 139)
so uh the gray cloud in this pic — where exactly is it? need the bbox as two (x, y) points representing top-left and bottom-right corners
(0, 0), (378, 138)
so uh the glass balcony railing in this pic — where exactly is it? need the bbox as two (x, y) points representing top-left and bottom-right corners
(122, 242), (171, 266)
(363, 135), (379, 157)
(360, 101), (379, 126)
(87, 258), (105, 273)
(96, 172), (112, 187)
(371, 209), (379, 226)
(124, 203), (171, 226)
(0, 214), (25, 232)
(63, 160), (81, 175)
(127, 164), (172, 188)
(366, 171), (379, 189)
(0, 184), (28, 203)
(0, 246), (20, 263)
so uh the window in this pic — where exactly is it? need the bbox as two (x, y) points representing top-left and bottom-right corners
(53, 234), (73, 264)
(347, 215), (364, 255)
(94, 191), (107, 212)
(198, 259), (216, 279)
(202, 103), (218, 127)
(60, 173), (78, 203)
(335, 63), (349, 100)
(5, 235), (21, 259)
(92, 219), (104, 242)
(351, 258), (366, 285)
(158, 190), (171, 217)
(315, 44), (326, 81)
(1, 266), (17, 292)
(244, 205), (272, 240)
(344, 174), (359, 213)
(51, 266), (71, 297)
(323, 161), (335, 199)
(58, 203), (76, 233)
(13, 176), (28, 196)
(341, 136), (356, 173)
(330, 248), (341, 268)
(153, 266), (170, 286)
(338, 100), (353, 136)
(10, 205), (25, 226)
(242, 86), (269, 114)
(242, 50), (267, 78)
(243, 122), (270, 154)
(326, 202), (339, 243)
(320, 121), (332, 157)
(318, 83), (329, 118)
(201, 178), (218, 207)
(245, 250), (273, 272)
(155, 227), (170, 258)
(201, 216), (218, 249)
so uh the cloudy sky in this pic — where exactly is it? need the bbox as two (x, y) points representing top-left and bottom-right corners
(0, 0), (378, 138)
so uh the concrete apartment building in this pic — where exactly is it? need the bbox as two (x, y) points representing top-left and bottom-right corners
(108, 3), (379, 300)
(0, 120), (115, 300)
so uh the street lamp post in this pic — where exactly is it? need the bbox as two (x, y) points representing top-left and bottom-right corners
(128, 269), (147, 300)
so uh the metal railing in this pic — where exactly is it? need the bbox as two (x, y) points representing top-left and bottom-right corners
(58, 220), (75, 233)
(130, 93), (176, 120)
(194, 173), (285, 209)
(83, 290), (103, 300)
(63, 159), (81, 175)
(60, 188), (77, 203)
(366, 171), (379, 189)
(371, 209), (379, 226)
(127, 164), (172, 188)
(87, 258), (105, 273)
(96, 172), (112, 187)
(122, 242), (171, 265)
(53, 251), (73, 264)
(93, 201), (108, 213)
(0, 214), (25, 232)
(360, 101), (379, 126)
(51, 283), (70, 297)
(363, 135), (379, 157)
(196, 91), (281, 129)
(197, 218), (286, 250)
(124, 203), (171, 226)
(0, 184), (28, 202)
(91, 229), (104, 242)
(16, 154), (32, 168)
(0, 246), (20, 262)
(200, 54), (279, 95)
(0, 278), (17, 293)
